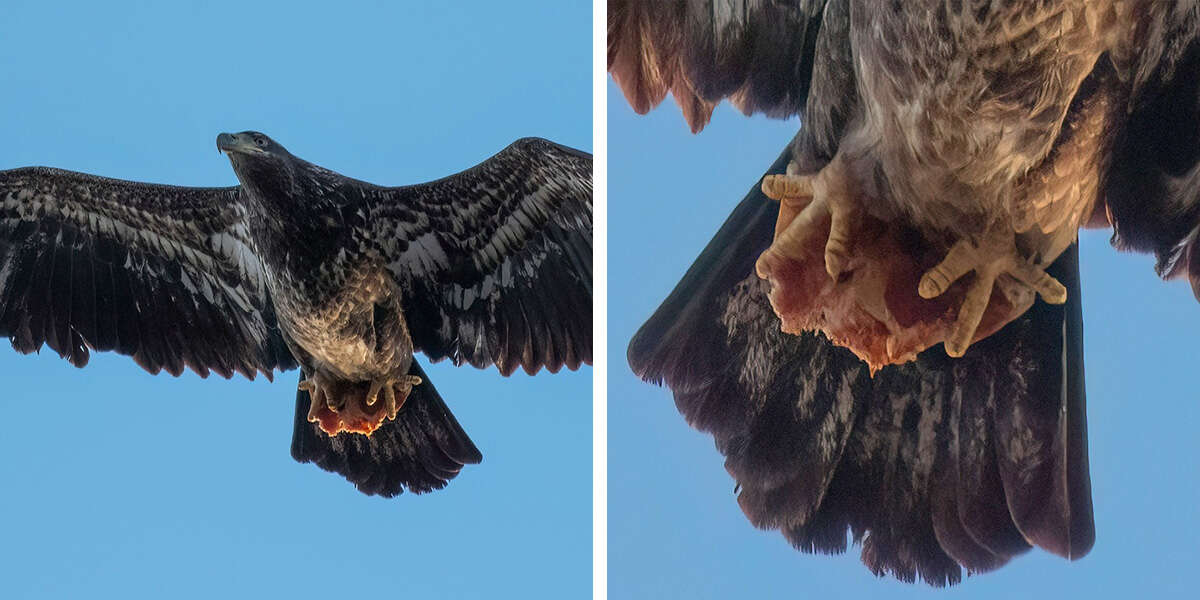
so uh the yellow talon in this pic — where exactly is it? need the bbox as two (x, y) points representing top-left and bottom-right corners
(919, 228), (1068, 358)
(758, 156), (862, 282)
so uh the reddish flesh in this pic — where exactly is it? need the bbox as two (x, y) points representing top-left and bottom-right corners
(760, 213), (1029, 372)
(311, 381), (419, 436)
(310, 397), (390, 436)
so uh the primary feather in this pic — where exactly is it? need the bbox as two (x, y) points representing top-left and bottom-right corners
(0, 132), (592, 496)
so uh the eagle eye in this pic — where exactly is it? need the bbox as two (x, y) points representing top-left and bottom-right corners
(254, 137), (267, 147)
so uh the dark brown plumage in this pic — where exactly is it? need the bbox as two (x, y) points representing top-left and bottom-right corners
(613, 0), (1200, 585)
(0, 132), (592, 497)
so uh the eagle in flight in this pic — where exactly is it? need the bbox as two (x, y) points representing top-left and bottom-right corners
(612, 0), (1198, 585)
(0, 132), (592, 497)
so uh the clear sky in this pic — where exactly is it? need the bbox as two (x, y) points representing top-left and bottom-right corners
(0, 3), (590, 599)
(609, 80), (1200, 598)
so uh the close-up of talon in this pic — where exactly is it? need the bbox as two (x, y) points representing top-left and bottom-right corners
(299, 373), (338, 423)
(365, 378), (386, 407)
(761, 171), (813, 200)
(1012, 260), (1069, 304)
(300, 370), (428, 436)
(386, 374), (423, 420)
(758, 156), (863, 282)
(919, 228), (1068, 358)
(325, 392), (343, 412)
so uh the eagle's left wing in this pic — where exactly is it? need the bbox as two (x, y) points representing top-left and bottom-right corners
(365, 138), (592, 376)
(0, 167), (296, 379)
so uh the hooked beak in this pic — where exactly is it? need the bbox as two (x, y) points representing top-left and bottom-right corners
(216, 132), (259, 155)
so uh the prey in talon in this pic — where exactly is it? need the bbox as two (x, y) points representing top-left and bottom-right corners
(919, 226), (1068, 357)
(303, 370), (425, 437)
(0, 130), (592, 497)
(751, 142), (1088, 370)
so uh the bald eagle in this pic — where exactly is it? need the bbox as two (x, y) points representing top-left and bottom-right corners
(611, 0), (1198, 585)
(0, 132), (592, 497)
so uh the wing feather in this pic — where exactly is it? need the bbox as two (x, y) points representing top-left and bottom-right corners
(367, 138), (592, 375)
(1104, 12), (1200, 296)
(0, 167), (296, 378)
(608, 0), (828, 132)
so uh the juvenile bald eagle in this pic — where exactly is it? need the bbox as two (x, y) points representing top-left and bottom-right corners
(0, 132), (592, 496)
(612, 0), (1199, 585)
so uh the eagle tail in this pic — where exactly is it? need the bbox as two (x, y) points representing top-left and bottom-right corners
(628, 147), (1094, 585)
(627, 148), (790, 435)
(290, 361), (483, 497)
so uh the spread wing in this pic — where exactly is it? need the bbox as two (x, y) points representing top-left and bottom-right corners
(0, 167), (296, 379)
(366, 138), (592, 376)
(628, 151), (1093, 585)
(608, 0), (829, 132)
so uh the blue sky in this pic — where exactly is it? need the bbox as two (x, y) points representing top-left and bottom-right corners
(0, 3), (590, 599)
(608, 80), (1200, 598)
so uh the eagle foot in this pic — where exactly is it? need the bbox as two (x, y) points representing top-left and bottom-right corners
(300, 371), (342, 422)
(301, 372), (422, 436)
(365, 374), (423, 421)
(756, 156), (862, 282)
(919, 227), (1067, 357)
(753, 199), (1045, 371)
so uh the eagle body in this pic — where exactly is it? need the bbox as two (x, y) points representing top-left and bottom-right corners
(844, 1), (1120, 237)
(227, 142), (416, 400)
(611, 0), (1200, 586)
(0, 131), (593, 496)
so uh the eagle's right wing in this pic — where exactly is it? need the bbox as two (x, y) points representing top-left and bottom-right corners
(608, 0), (831, 132)
(0, 167), (296, 379)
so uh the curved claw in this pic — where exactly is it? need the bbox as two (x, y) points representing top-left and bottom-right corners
(823, 196), (857, 279)
(1011, 261), (1068, 304)
(758, 157), (860, 282)
(365, 379), (385, 407)
(755, 194), (828, 278)
(919, 238), (982, 300)
(761, 172), (813, 202)
(381, 385), (397, 420)
(944, 267), (999, 357)
(299, 377), (331, 423)
(385, 375), (423, 420)
(919, 231), (1068, 358)
(353, 374), (425, 422)
(325, 390), (342, 412)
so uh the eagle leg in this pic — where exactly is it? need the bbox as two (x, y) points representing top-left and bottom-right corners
(919, 227), (1067, 357)
(756, 156), (862, 281)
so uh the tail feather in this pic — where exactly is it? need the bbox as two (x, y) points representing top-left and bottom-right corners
(628, 147), (791, 439)
(290, 361), (483, 497)
(627, 148), (1094, 585)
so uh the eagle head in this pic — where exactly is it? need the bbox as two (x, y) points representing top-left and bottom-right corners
(217, 131), (301, 197)
(217, 131), (289, 158)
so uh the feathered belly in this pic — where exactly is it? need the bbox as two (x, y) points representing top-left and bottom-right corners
(270, 266), (413, 382)
(757, 17), (1120, 368)
(849, 0), (1117, 236)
